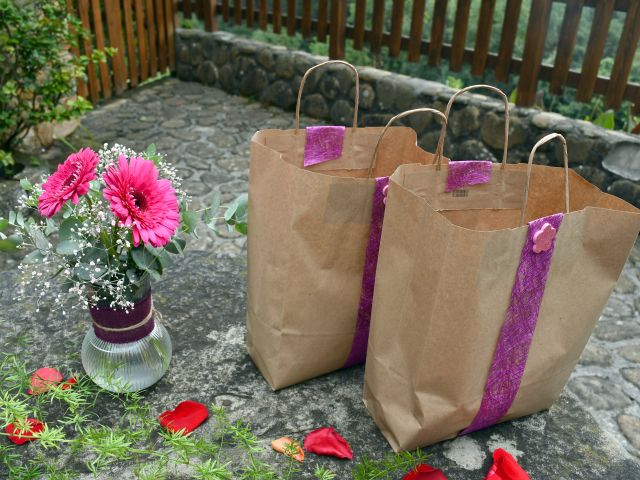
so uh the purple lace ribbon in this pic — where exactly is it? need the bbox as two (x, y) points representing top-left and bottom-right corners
(445, 160), (493, 192)
(461, 213), (564, 434)
(303, 126), (345, 167)
(89, 292), (155, 344)
(343, 176), (389, 368)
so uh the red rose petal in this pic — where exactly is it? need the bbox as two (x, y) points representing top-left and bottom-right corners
(158, 400), (209, 435)
(485, 449), (530, 480)
(402, 464), (448, 480)
(6, 418), (45, 445)
(28, 368), (63, 395)
(303, 427), (353, 460)
(61, 378), (77, 390)
(271, 437), (304, 462)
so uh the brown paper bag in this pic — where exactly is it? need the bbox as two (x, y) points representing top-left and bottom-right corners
(247, 61), (448, 389)
(363, 129), (640, 451)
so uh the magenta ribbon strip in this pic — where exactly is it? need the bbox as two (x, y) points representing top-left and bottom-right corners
(343, 176), (389, 368)
(461, 212), (564, 434)
(89, 292), (155, 344)
(445, 160), (493, 192)
(303, 126), (346, 167)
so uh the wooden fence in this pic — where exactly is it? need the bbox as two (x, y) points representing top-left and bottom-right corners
(177, 0), (640, 112)
(66, 0), (176, 105)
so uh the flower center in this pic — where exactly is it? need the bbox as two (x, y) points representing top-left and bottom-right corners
(62, 162), (82, 189)
(132, 190), (148, 211)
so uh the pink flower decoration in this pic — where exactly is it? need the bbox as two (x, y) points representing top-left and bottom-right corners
(38, 148), (99, 217)
(103, 155), (179, 248)
(382, 184), (389, 204)
(27, 367), (63, 395)
(532, 222), (557, 254)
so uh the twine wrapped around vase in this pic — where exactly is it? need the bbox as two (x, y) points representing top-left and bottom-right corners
(89, 291), (155, 344)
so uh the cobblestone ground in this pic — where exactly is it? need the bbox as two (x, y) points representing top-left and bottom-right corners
(1, 77), (639, 458)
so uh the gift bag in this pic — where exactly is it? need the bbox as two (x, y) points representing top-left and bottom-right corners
(363, 130), (640, 451)
(247, 60), (448, 389)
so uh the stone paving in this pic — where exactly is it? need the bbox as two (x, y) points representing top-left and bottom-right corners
(1, 77), (639, 462)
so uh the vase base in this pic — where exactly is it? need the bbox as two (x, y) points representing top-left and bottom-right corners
(81, 322), (172, 393)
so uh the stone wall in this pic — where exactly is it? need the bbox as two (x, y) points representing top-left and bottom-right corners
(175, 29), (640, 208)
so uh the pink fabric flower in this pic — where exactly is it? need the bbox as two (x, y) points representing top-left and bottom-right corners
(38, 148), (99, 217)
(103, 155), (179, 247)
(532, 222), (557, 253)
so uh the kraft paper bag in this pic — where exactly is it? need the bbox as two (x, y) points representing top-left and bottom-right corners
(246, 60), (448, 389)
(363, 132), (640, 451)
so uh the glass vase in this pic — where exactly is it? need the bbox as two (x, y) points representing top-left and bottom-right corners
(81, 277), (172, 392)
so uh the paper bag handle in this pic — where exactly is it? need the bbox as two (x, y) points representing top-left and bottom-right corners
(434, 85), (510, 169)
(295, 60), (359, 132)
(368, 108), (448, 178)
(520, 133), (571, 225)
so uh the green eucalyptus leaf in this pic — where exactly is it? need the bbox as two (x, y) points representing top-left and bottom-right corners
(126, 269), (140, 284)
(19, 178), (32, 192)
(235, 223), (248, 235)
(44, 218), (56, 236)
(131, 247), (159, 272)
(56, 240), (81, 256)
(0, 234), (22, 252)
(164, 238), (183, 255)
(16, 211), (24, 227)
(0, 218), (8, 231)
(225, 194), (248, 223)
(201, 207), (213, 225)
(74, 263), (93, 281)
(157, 250), (172, 270)
(181, 211), (199, 235)
(146, 268), (161, 281)
(145, 143), (157, 157)
(210, 191), (221, 217)
(23, 250), (45, 264)
(8, 211), (16, 225)
(174, 237), (186, 251)
(223, 202), (238, 222)
(30, 227), (49, 251)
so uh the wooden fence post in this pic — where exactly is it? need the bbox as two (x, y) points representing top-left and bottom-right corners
(449, 0), (471, 71)
(516, 0), (552, 106)
(203, 0), (218, 31)
(605, 1), (640, 108)
(576, 0), (615, 102)
(329, 0), (346, 59)
(495, 0), (522, 82)
(549, 0), (583, 94)
(428, 0), (448, 66)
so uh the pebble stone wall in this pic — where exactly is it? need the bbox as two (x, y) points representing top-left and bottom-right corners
(175, 29), (640, 208)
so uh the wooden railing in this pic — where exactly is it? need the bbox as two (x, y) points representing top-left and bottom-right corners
(66, 0), (177, 105)
(178, 0), (640, 113)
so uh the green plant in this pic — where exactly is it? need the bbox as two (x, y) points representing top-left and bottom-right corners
(0, 149), (15, 175)
(0, 350), (428, 479)
(0, 0), (99, 152)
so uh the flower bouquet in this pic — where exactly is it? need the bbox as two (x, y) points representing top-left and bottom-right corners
(0, 143), (247, 391)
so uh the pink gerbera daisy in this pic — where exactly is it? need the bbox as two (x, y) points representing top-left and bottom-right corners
(38, 148), (99, 217)
(103, 155), (179, 248)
